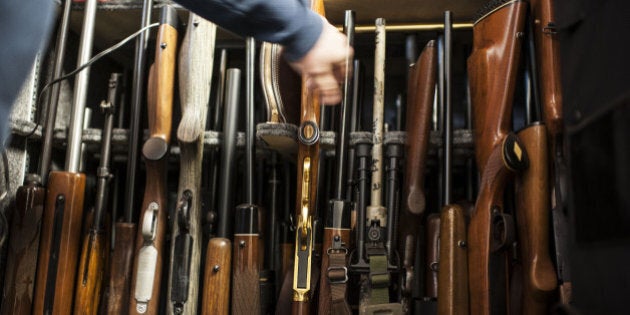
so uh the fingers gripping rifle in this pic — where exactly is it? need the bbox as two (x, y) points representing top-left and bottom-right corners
(128, 6), (178, 315)
(467, 1), (528, 314)
(166, 13), (216, 315)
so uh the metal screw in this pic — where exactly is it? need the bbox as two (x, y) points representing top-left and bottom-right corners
(239, 240), (246, 248)
(458, 240), (467, 248)
(160, 42), (167, 49)
(213, 265), (220, 272)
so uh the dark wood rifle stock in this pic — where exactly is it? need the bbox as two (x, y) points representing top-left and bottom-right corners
(437, 204), (469, 314)
(0, 2), (71, 313)
(165, 13), (215, 315)
(32, 0), (98, 313)
(425, 214), (440, 300)
(128, 7), (177, 315)
(201, 68), (241, 315)
(73, 73), (121, 314)
(292, 1), (324, 313)
(467, 1), (527, 314)
(515, 124), (557, 315)
(398, 40), (437, 308)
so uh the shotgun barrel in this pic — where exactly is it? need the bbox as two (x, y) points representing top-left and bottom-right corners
(201, 68), (241, 315)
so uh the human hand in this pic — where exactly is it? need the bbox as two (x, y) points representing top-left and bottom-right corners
(288, 17), (354, 105)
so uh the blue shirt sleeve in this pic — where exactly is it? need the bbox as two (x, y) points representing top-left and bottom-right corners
(174, 0), (323, 61)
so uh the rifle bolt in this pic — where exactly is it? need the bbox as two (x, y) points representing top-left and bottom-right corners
(213, 265), (220, 272)
(239, 240), (246, 248)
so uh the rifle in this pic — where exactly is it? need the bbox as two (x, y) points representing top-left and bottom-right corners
(128, 6), (177, 315)
(528, 0), (571, 304)
(31, 0), (97, 313)
(108, 1), (153, 313)
(398, 39), (437, 311)
(291, 0), (325, 313)
(73, 73), (121, 314)
(510, 17), (558, 314)
(166, 13), (216, 315)
(0, 1), (72, 313)
(232, 37), (261, 315)
(317, 10), (354, 315)
(356, 18), (402, 314)
(201, 68), (241, 315)
(436, 12), (469, 314)
(467, 1), (528, 314)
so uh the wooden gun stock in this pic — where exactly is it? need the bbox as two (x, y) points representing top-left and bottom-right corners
(515, 124), (557, 315)
(467, 1), (527, 314)
(399, 40), (437, 302)
(33, 172), (86, 315)
(232, 206), (261, 315)
(107, 222), (136, 314)
(202, 238), (232, 315)
(0, 179), (44, 315)
(128, 7), (177, 315)
(74, 73), (121, 314)
(166, 13), (215, 315)
(437, 204), (469, 315)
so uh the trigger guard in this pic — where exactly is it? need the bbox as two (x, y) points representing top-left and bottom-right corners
(141, 202), (159, 241)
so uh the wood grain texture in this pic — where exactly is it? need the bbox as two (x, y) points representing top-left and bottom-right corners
(0, 183), (45, 315)
(201, 238), (231, 315)
(515, 125), (557, 315)
(468, 0), (526, 171)
(437, 204), (469, 315)
(32, 171), (86, 315)
(107, 222), (136, 315)
(467, 3), (526, 313)
(165, 13), (215, 315)
(129, 14), (177, 315)
(73, 233), (107, 315)
(529, 0), (562, 138)
(232, 234), (261, 315)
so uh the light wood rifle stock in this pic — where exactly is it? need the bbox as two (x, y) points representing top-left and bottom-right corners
(232, 209), (261, 315)
(128, 7), (177, 315)
(165, 13), (215, 315)
(74, 73), (121, 314)
(515, 124), (557, 315)
(425, 214), (440, 300)
(202, 239), (231, 315)
(467, 1), (527, 314)
(398, 40), (437, 305)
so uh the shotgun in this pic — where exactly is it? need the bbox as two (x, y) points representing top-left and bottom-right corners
(511, 20), (558, 313)
(398, 39), (437, 312)
(0, 1), (71, 313)
(74, 73), (121, 314)
(201, 68), (241, 315)
(291, 1), (325, 313)
(166, 13), (216, 315)
(108, 1), (153, 313)
(437, 13), (469, 314)
(128, 6), (178, 315)
(232, 37), (262, 315)
(32, 0), (98, 313)
(528, 0), (571, 304)
(317, 10), (354, 315)
(467, 1), (528, 314)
